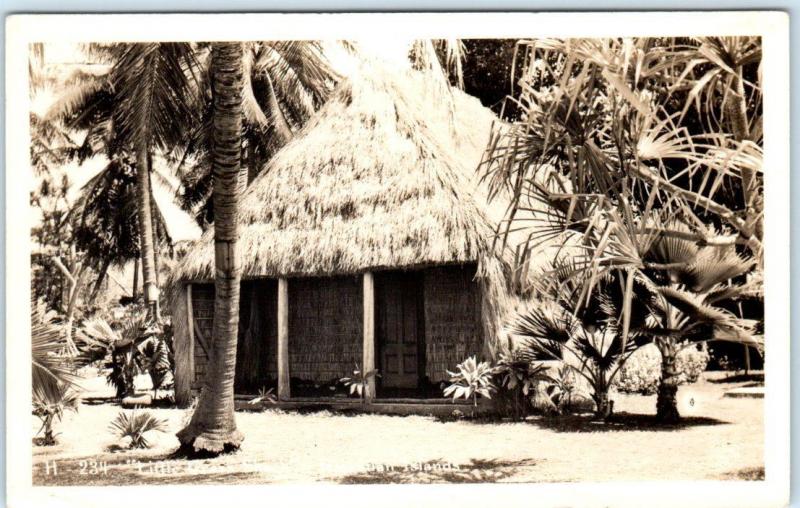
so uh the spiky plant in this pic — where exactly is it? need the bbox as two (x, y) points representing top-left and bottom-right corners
(109, 410), (169, 449)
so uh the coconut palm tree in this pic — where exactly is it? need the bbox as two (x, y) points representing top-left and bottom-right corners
(111, 43), (200, 320)
(44, 43), (201, 320)
(177, 42), (246, 454)
(173, 41), (339, 226)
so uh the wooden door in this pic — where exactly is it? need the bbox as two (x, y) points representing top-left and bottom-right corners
(377, 273), (423, 390)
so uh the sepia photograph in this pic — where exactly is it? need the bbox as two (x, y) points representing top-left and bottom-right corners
(5, 11), (791, 508)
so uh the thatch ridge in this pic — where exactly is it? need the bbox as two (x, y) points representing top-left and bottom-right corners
(171, 61), (505, 284)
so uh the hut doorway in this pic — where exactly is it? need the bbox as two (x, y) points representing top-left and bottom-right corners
(375, 271), (425, 397)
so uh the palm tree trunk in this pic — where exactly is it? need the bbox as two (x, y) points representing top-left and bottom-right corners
(177, 42), (245, 454)
(132, 258), (139, 300)
(656, 340), (681, 423)
(89, 257), (113, 305)
(728, 67), (762, 242)
(135, 147), (159, 321)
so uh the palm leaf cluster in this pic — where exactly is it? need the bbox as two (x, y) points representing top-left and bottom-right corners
(32, 296), (82, 444)
(109, 410), (169, 449)
(482, 37), (764, 275)
(171, 41), (339, 225)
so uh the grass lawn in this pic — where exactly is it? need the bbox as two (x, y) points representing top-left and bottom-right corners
(32, 372), (763, 485)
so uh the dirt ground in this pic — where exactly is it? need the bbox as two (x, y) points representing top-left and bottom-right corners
(32, 372), (763, 485)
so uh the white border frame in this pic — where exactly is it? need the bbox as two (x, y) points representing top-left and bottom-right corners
(5, 11), (790, 508)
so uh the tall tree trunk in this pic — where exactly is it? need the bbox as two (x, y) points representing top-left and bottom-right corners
(728, 67), (763, 243)
(656, 340), (681, 423)
(132, 258), (140, 300)
(89, 257), (113, 305)
(136, 147), (159, 321)
(177, 42), (245, 454)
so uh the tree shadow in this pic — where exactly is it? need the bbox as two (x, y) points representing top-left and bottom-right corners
(526, 412), (729, 433)
(337, 458), (537, 484)
(719, 467), (764, 481)
(707, 373), (764, 384)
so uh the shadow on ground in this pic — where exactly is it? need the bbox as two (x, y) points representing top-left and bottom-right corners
(718, 467), (765, 481)
(707, 373), (764, 384)
(337, 458), (537, 484)
(525, 412), (729, 433)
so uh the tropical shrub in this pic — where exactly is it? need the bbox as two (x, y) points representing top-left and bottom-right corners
(109, 410), (169, 449)
(510, 265), (651, 419)
(543, 364), (578, 412)
(492, 342), (549, 419)
(443, 356), (495, 414)
(615, 344), (710, 395)
(340, 365), (379, 403)
(79, 316), (172, 398)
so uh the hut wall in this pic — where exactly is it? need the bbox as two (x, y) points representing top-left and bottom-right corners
(190, 284), (214, 389)
(189, 281), (278, 394)
(288, 275), (363, 384)
(235, 280), (278, 393)
(423, 264), (484, 382)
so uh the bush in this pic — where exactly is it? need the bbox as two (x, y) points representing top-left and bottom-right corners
(614, 344), (710, 395)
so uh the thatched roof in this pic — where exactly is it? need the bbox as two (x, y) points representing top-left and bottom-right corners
(171, 62), (506, 283)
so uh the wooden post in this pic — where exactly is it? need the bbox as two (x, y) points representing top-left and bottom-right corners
(174, 283), (195, 407)
(362, 272), (376, 401)
(277, 277), (290, 400)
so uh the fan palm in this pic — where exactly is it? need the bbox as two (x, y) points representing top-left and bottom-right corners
(511, 267), (651, 419)
(32, 297), (82, 445)
(635, 226), (761, 422)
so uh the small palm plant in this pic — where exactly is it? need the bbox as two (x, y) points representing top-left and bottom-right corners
(340, 365), (379, 403)
(33, 383), (80, 446)
(248, 386), (278, 407)
(443, 356), (495, 416)
(511, 264), (652, 419)
(32, 296), (82, 445)
(109, 410), (169, 449)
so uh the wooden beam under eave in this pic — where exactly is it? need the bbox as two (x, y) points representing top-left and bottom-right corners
(362, 272), (376, 401)
(277, 277), (290, 400)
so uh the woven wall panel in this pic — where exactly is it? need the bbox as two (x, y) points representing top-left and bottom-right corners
(288, 275), (363, 383)
(423, 265), (483, 382)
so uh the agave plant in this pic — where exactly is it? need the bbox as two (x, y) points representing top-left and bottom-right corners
(248, 386), (278, 407)
(443, 356), (496, 416)
(340, 364), (380, 403)
(109, 410), (169, 449)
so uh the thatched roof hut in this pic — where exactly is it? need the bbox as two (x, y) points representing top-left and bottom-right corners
(170, 62), (513, 406)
